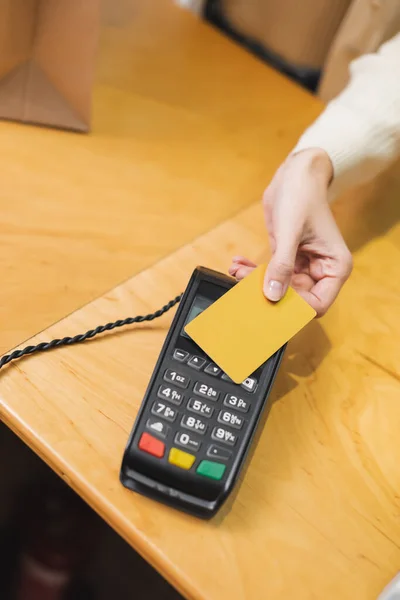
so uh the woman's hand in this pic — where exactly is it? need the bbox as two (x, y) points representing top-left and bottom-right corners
(229, 149), (353, 317)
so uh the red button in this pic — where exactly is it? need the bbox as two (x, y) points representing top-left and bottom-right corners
(138, 432), (165, 458)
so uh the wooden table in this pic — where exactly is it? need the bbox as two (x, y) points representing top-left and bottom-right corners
(3, 1), (400, 598)
(0, 0), (320, 355)
(1, 160), (400, 599)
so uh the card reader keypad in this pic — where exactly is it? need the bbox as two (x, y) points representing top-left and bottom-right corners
(138, 348), (258, 482)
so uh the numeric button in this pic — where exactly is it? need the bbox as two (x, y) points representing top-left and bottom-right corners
(212, 427), (237, 446)
(181, 414), (207, 435)
(193, 382), (220, 401)
(218, 410), (244, 430)
(175, 431), (201, 452)
(187, 398), (214, 418)
(164, 369), (189, 389)
(224, 394), (249, 413)
(158, 385), (183, 406)
(151, 401), (177, 422)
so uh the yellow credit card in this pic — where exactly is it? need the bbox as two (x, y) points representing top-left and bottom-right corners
(184, 264), (316, 383)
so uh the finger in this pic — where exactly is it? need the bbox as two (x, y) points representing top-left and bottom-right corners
(308, 249), (353, 282)
(294, 253), (309, 275)
(297, 276), (346, 317)
(263, 172), (307, 302)
(264, 233), (300, 302)
(228, 263), (240, 276)
(263, 173), (283, 251)
(230, 265), (255, 281)
(231, 256), (257, 267)
(291, 272), (313, 292)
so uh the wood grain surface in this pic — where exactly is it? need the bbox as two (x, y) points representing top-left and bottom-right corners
(0, 0), (321, 354)
(1, 163), (399, 600)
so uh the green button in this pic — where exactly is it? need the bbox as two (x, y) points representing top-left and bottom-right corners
(196, 460), (226, 480)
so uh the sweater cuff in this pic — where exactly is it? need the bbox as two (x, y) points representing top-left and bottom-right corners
(292, 102), (366, 201)
(291, 101), (395, 202)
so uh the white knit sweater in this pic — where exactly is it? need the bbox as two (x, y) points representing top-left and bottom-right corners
(178, 2), (400, 201)
(293, 33), (400, 201)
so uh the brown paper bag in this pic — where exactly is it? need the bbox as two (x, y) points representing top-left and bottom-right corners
(0, 0), (100, 132)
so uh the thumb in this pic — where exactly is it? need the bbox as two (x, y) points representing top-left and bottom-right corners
(263, 241), (298, 302)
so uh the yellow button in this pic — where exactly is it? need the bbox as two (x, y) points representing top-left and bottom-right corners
(168, 447), (195, 470)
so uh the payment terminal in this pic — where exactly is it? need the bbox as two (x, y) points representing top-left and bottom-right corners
(120, 266), (285, 518)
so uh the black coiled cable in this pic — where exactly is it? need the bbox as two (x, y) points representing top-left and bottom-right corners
(0, 294), (182, 371)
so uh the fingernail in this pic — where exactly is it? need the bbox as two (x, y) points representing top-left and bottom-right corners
(265, 280), (283, 301)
